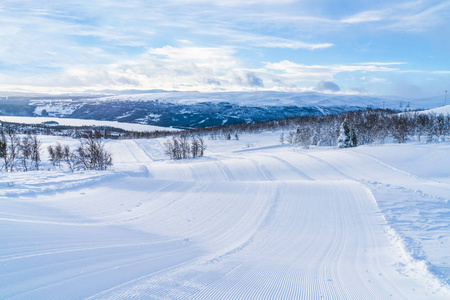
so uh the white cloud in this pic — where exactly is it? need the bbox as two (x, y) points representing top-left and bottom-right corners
(341, 9), (388, 24)
(148, 46), (238, 66)
(363, 77), (387, 83)
(166, 0), (296, 7)
(386, 1), (450, 32)
(192, 24), (333, 50)
(356, 62), (406, 66)
(341, 1), (450, 33)
(264, 60), (400, 83)
(246, 36), (333, 50)
(316, 80), (340, 92)
(0, 45), (262, 92)
(0, 52), (418, 94)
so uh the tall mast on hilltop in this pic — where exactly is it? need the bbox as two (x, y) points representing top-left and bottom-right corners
(445, 90), (447, 106)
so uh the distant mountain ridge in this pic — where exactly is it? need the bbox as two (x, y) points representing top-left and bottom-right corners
(0, 91), (442, 129)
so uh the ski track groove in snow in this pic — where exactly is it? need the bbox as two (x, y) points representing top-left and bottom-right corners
(258, 154), (314, 181)
(307, 150), (450, 202)
(1, 138), (449, 299)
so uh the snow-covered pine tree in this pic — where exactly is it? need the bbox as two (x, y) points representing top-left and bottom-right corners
(337, 121), (349, 148)
(337, 118), (357, 148)
(350, 127), (357, 147)
(294, 126), (313, 149)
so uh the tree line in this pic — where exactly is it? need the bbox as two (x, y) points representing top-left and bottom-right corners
(2, 108), (449, 164)
(281, 109), (450, 149)
(158, 108), (449, 153)
(176, 109), (449, 149)
(3, 109), (449, 146)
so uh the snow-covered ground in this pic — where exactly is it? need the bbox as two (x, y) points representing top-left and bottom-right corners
(417, 104), (450, 115)
(0, 116), (179, 132)
(1, 132), (449, 299)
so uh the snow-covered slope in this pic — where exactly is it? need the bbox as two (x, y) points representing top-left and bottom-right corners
(1, 134), (449, 299)
(83, 91), (440, 109)
(0, 116), (179, 132)
(1, 91), (442, 129)
(417, 104), (450, 115)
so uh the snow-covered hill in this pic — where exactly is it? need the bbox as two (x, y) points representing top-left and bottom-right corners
(418, 104), (450, 115)
(1, 91), (443, 129)
(1, 132), (449, 299)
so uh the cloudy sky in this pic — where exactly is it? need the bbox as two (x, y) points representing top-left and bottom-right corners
(1, 0), (449, 97)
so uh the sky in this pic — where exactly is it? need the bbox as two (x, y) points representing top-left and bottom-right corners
(0, 0), (449, 98)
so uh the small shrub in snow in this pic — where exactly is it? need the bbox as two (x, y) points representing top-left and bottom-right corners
(48, 143), (63, 168)
(164, 135), (206, 160)
(19, 134), (40, 171)
(76, 134), (112, 170)
(0, 134), (7, 169)
(279, 132), (285, 145)
(48, 133), (112, 171)
(0, 124), (41, 172)
(390, 115), (411, 143)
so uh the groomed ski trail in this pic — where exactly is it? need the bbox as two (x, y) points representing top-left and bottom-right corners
(1, 139), (448, 299)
